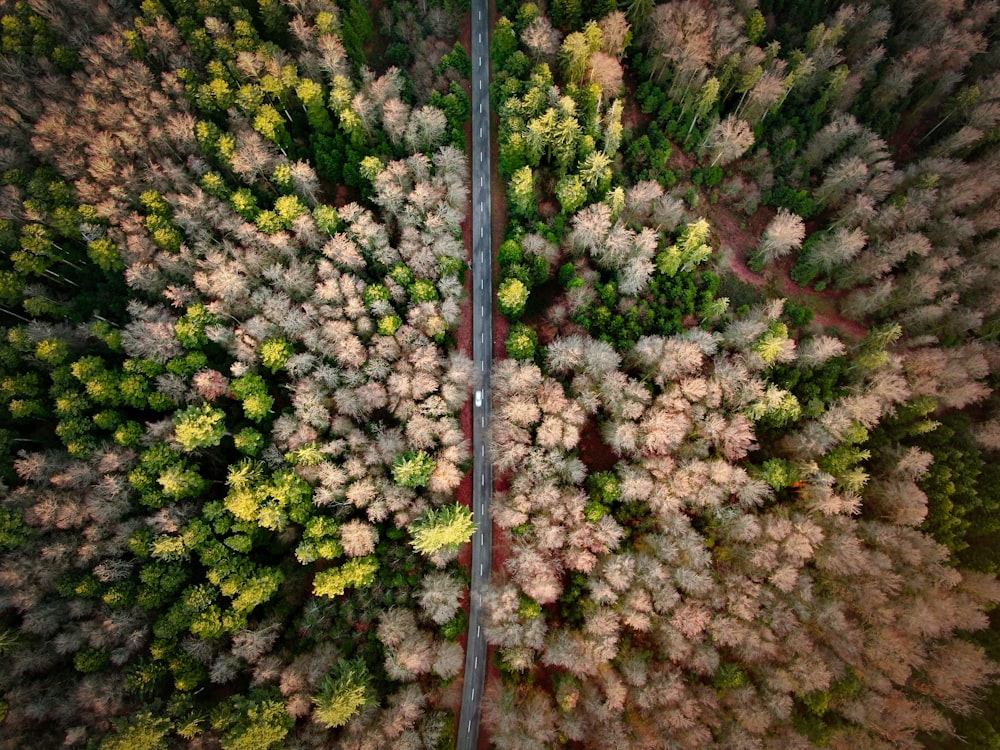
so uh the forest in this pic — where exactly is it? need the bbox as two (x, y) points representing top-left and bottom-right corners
(0, 0), (999, 748)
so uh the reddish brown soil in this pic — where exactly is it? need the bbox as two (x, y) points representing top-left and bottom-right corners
(621, 94), (651, 133)
(361, 0), (390, 72)
(711, 200), (772, 284)
(888, 125), (921, 166)
(435, 677), (465, 721)
(459, 5), (472, 63)
(668, 143), (698, 173)
(480, 500), (511, 750)
(456, 111), (476, 519)
(403, 14), (475, 724)
(577, 418), (619, 474)
(620, 67), (651, 133)
(450, 4), (477, 726)
(323, 182), (356, 208)
(709, 192), (869, 340)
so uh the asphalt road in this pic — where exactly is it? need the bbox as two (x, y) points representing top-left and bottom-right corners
(456, 0), (493, 747)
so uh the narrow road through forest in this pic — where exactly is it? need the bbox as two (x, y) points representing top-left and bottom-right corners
(456, 0), (493, 746)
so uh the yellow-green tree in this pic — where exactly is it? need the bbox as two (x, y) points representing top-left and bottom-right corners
(260, 338), (293, 372)
(579, 150), (613, 192)
(555, 174), (587, 214)
(99, 713), (172, 750)
(560, 32), (591, 86)
(224, 460), (312, 531)
(213, 690), (293, 750)
(273, 195), (307, 227)
(685, 76), (719, 142)
(509, 165), (535, 218)
(312, 664), (372, 728)
(409, 504), (476, 556)
(656, 218), (714, 276)
(231, 373), (274, 422)
(252, 105), (290, 150)
(506, 322), (538, 360)
(174, 404), (226, 451)
(498, 277), (530, 318)
(392, 449), (437, 487)
(313, 556), (379, 598)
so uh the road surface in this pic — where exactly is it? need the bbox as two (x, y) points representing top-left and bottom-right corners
(456, 0), (493, 747)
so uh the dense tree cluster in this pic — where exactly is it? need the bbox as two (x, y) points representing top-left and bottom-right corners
(3, 0), (1000, 747)
(487, 0), (1000, 747)
(0, 0), (474, 747)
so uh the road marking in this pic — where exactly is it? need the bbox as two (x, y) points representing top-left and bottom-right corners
(475, 656), (479, 668)
(481, 444), (485, 456)
(481, 475), (484, 486)
(480, 361), (484, 371)
(480, 563), (485, 575)
(468, 720), (472, 733)
(480, 278), (483, 289)
(481, 332), (485, 343)
(480, 226), (484, 237)
(479, 126), (483, 138)
(478, 33), (481, 44)
(472, 688), (476, 700)
(481, 415), (485, 426)
(477, 625), (481, 637)
(478, 55), (482, 66)
(479, 82), (483, 92)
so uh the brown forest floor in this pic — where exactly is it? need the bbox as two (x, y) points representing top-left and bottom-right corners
(666, 128), (868, 341)
(701, 181), (869, 341)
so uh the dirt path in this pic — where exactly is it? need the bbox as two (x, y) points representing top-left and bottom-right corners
(710, 196), (869, 340)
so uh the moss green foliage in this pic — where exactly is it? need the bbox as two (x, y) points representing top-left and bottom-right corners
(230, 373), (274, 422)
(392, 450), (437, 488)
(295, 516), (343, 564)
(213, 691), (294, 750)
(506, 322), (538, 360)
(752, 457), (801, 493)
(656, 218), (713, 277)
(224, 461), (312, 531)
